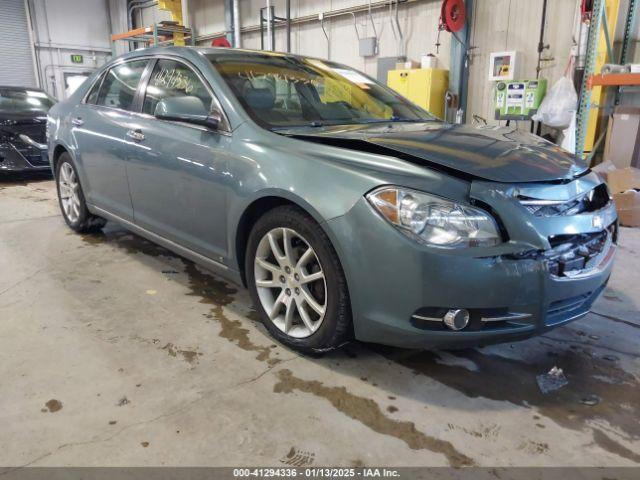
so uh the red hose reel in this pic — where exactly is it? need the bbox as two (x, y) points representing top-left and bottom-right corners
(439, 0), (466, 33)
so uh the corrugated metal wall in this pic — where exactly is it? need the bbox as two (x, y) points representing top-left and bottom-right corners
(0, 0), (37, 87)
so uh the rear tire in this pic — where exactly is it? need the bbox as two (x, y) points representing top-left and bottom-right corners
(246, 205), (352, 353)
(55, 152), (106, 233)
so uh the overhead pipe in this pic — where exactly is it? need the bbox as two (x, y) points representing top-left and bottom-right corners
(320, 14), (330, 59)
(127, 0), (158, 32)
(266, 0), (273, 51)
(285, 0), (291, 53)
(392, 0), (405, 57)
(367, 0), (378, 41)
(127, 0), (158, 49)
(232, 0), (241, 47)
(196, 0), (419, 43)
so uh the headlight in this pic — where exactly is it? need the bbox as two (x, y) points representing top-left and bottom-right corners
(366, 186), (502, 248)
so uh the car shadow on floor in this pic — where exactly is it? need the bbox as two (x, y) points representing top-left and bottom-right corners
(0, 170), (52, 187)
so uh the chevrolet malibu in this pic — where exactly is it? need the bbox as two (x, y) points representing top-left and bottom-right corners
(47, 47), (618, 352)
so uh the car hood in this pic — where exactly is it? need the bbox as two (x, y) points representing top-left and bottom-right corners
(279, 122), (587, 183)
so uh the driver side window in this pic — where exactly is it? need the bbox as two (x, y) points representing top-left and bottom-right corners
(143, 59), (213, 117)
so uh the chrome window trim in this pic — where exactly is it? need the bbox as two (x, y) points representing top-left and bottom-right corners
(81, 69), (108, 105)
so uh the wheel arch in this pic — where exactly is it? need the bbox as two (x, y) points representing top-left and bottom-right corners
(51, 143), (71, 175)
(233, 193), (342, 287)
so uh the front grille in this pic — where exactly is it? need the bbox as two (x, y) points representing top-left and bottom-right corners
(519, 184), (610, 217)
(1, 121), (47, 166)
(545, 224), (615, 278)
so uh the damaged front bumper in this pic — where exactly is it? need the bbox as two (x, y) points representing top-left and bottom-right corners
(0, 136), (50, 172)
(326, 171), (617, 349)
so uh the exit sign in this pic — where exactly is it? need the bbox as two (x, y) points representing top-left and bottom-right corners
(70, 54), (83, 64)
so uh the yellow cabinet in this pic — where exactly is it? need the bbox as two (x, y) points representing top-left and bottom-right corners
(387, 68), (449, 119)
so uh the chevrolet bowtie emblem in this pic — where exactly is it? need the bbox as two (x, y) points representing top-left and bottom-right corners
(592, 215), (603, 229)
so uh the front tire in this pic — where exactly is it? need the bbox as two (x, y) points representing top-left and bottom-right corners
(55, 153), (106, 233)
(246, 206), (352, 353)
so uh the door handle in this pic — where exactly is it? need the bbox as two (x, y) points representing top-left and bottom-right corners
(126, 129), (145, 142)
(71, 117), (84, 126)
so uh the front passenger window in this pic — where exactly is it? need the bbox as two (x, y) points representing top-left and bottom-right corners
(96, 60), (148, 111)
(143, 59), (213, 117)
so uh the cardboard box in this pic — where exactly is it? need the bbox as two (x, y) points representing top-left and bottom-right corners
(607, 167), (640, 227)
(395, 60), (420, 70)
(603, 107), (640, 169)
(613, 191), (640, 227)
(607, 167), (640, 193)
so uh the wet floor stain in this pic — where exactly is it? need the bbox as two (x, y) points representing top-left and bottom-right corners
(447, 423), (500, 439)
(372, 345), (640, 458)
(518, 440), (549, 455)
(273, 369), (474, 467)
(43, 399), (62, 413)
(0, 173), (52, 187)
(162, 342), (203, 366)
(207, 306), (281, 366)
(591, 428), (640, 464)
(80, 228), (281, 366)
(280, 446), (316, 466)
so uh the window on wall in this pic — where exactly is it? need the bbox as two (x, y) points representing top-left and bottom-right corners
(142, 59), (213, 117)
(96, 60), (148, 110)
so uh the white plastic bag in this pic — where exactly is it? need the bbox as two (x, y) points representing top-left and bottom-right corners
(532, 77), (577, 129)
(560, 111), (576, 153)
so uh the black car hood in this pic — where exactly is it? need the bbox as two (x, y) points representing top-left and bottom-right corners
(280, 122), (587, 183)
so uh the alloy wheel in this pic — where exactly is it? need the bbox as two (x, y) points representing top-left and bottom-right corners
(254, 227), (327, 338)
(58, 162), (81, 223)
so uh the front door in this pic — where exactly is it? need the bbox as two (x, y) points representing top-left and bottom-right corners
(125, 58), (230, 262)
(71, 59), (149, 221)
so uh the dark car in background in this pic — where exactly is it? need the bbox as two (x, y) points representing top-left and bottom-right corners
(0, 86), (56, 172)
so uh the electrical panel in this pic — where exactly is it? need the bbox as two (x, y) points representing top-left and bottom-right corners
(387, 68), (449, 119)
(494, 79), (547, 121)
(359, 37), (378, 57)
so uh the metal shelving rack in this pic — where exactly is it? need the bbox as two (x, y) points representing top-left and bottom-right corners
(110, 23), (193, 54)
(576, 0), (638, 161)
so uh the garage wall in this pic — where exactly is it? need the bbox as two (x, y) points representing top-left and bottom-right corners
(466, 0), (577, 125)
(27, 0), (114, 100)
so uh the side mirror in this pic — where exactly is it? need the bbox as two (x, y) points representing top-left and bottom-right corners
(155, 96), (223, 131)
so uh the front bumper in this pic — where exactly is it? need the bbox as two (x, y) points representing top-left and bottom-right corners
(0, 141), (50, 172)
(326, 194), (616, 349)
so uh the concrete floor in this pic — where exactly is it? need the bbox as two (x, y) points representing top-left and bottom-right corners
(1, 175), (639, 468)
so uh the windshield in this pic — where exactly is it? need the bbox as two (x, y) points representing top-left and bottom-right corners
(0, 88), (57, 114)
(208, 53), (435, 129)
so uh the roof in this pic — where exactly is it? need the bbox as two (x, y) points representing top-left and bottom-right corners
(120, 45), (306, 60)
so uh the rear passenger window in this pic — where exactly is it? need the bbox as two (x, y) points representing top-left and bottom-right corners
(85, 72), (105, 104)
(142, 59), (212, 116)
(96, 60), (148, 111)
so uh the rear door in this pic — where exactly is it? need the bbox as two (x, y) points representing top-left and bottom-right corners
(70, 59), (149, 221)
(125, 57), (231, 261)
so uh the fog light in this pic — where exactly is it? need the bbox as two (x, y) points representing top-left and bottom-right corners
(444, 309), (470, 331)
